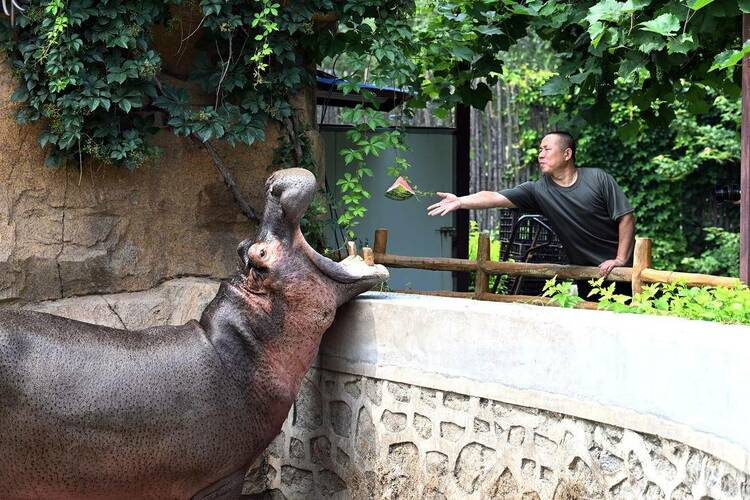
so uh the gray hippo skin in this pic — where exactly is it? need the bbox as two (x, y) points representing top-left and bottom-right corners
(0, 168), (388, 499)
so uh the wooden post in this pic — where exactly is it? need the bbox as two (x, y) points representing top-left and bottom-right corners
(631, 238), (653, 295)
(374, 229), (388, 256)
(362, 247), (374, 266)
(474, 232), (491, 298)
(742, 14), (750, 284)
(346, 241), (357, 257)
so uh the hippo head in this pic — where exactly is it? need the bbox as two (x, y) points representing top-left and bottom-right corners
(232, 168), (388, 309)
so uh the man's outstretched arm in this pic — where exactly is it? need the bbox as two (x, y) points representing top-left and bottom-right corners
(598, 213), (636, 277)
(427, 191), (515, 216)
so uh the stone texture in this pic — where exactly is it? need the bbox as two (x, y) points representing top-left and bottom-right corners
(491, 468), (518, 499)
(589, 444), (624, 475)
(21, 277), (218, 329)
(387, 382), (410, 402)
(318, 469), (346, 497)
(280, 466), (313, 496)
(426, 451), (448, 475)
(344, 377), (362, 399)
(454, 442), (496, 493)
(414, 413), (432, 439)
(355, 407), (377, 462)
(419, 388), (437, 408)
(250, 368), (750, 500)
(289, 438), (304, 461)
(365, 379), (382, 406)
(388, 442), (419, 468)
(440, 422), (465, 442)
(329, 401), (352, 437)
(474, 418), (490, 434)
(294, 378), (322, 432)
(443, 392), (470, 412)
(508, 425), (526, 446)
(310, 436), (331, 465)
(381, 410), (407, 433)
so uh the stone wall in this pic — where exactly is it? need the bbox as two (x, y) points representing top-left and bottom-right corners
(249, 367), (750, 499)
(0, 60), (320, 304)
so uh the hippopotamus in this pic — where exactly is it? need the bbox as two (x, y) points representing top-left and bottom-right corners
(0, 168), (388, 499)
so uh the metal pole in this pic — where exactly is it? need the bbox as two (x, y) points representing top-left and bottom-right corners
(454, 105), (471, 292)
(742, 14), (750, 283)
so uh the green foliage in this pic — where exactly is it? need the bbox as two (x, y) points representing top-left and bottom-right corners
(542, 276), (584, 308)
(529, 0), (743, 128)
(467, 220), (507, 293)
(590, 278), (750, 325)
(681, 227), (740, 277)
(0, 0), (330, 169)
(542, 276), (750, 325)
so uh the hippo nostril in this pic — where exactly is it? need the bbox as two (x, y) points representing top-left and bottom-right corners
(259, 249), (266, 258)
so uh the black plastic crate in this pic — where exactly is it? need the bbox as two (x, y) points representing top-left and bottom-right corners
(497, 209), (568, 295)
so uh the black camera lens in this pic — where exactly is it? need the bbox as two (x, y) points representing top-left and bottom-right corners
(714, 185), (741, 203)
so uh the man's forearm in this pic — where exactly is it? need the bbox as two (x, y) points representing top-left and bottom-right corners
(616, 214), (635, 263)
(457, 191), (513, 210)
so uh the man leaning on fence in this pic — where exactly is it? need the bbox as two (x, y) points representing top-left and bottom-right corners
(427, 131), (636, 298)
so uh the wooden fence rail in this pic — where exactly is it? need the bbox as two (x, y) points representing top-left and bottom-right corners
(369, 228), (741, 305)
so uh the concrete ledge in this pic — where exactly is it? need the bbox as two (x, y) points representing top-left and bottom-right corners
(318, 292), (750, 474)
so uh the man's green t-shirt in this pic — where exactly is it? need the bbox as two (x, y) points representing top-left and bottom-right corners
(499, 168), (634, 266)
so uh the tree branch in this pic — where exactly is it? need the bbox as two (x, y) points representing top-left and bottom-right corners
(196, 136), (260, 222)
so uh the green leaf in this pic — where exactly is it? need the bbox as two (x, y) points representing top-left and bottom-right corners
(668, 34), (697, 55)
(688, 0), (715, 10)
(741, 0), (750, 13)
(541, 76), (571, 96)
(710, 40), (750, 72)
(588, 21), (606, 47)
(450, 45), (476, 62)
(639, 13), (680, 37)
(586, 0), (628, 25)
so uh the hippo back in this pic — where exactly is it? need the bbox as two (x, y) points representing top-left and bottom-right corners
(0, 310), (257, 499)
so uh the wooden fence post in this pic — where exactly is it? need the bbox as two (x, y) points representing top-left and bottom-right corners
(346, 241), (357, 257)
(631, 238), (653, 295)
(475, 232), (491, 298)
(374, 229), (388, 257)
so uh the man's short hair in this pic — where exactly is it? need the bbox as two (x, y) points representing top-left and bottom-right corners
(548, 131), (576, 161)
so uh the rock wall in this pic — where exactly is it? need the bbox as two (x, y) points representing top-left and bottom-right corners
(248, 368), (750, 500)
(0, 61), (320, 304)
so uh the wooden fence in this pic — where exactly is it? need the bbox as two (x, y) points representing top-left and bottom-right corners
(368, 228), (741, 310)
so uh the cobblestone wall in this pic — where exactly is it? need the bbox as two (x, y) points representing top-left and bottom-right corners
(245, 368), (750, 500)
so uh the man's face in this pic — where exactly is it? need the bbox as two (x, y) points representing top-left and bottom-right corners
(538, 134), (571, 175)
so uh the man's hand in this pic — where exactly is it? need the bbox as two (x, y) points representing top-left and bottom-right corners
(428, 192), (461, 216)
(598, 258), (625, 277)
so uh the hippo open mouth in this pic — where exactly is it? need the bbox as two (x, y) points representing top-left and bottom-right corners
(235, 168), (388, 302)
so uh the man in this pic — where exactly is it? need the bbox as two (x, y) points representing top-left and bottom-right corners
(427, 131), (636, 297)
